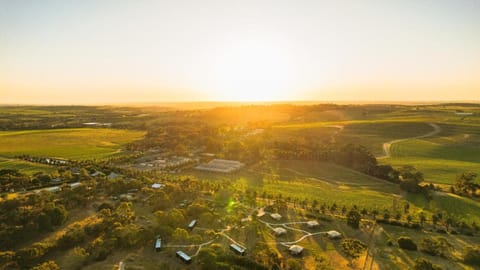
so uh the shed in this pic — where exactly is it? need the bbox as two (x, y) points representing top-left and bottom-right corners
(270, 213), (282, 221)
(307, 220), (319, 228)
(155, 237), (162, 252)
(326, 230), (342, 239)
(230, 244), (246, 255)
(176, 251), (192, 264)
(151, 183), (164, 189)
(257, 208), (265, 217)
(289, 245), (304, 255)
(273, 227), (287, 236)
(188, 220), (197, 230)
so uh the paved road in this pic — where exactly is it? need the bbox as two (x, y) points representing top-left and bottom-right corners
(377, 123), (441, 159)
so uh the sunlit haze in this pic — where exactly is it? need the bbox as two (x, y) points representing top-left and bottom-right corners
(1, 0), (479, 104)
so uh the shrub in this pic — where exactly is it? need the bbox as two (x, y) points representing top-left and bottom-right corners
(413, 258), (443, 270)
(463, 246), (480, 265)
(397, 236), (417, 251)
(420, 237), (451, 257)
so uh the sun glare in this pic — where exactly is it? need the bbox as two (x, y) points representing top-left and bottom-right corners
(211, 39), (296, 101)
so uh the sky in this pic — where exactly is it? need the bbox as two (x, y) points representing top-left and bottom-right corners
(1, 0), (479, 104)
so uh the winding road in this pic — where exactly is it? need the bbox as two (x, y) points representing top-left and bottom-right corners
(377, 123), (441, 159)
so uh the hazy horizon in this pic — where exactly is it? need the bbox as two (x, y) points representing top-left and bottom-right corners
(1, 0), (479, 104)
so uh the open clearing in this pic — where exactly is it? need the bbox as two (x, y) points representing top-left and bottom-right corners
(0, 128), (144, 160)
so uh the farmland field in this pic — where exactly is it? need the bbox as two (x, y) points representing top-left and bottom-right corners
(384, 123), (480, 184)
(0, 157), (56, 174)
(0, 128), (144, 160)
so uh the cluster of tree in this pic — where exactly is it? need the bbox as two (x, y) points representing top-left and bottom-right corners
(1, 202), (148, 269)
(452, 172), (479, 197)
(196, 244), (269, 270)
(413, 258), (443, 270)
(271, 141), (400, 183)
(0, 192), (68, 248)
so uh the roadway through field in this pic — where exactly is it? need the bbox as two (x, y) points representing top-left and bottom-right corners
(377, 123), (441, 159)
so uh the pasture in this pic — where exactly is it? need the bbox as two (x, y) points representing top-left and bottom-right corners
(384, 123), (480, 184)
(0, 128), (144, 160)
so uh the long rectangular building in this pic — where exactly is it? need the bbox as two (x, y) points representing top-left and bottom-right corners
(195, 159), (244, 173)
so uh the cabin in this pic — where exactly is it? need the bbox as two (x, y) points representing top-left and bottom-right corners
(273, 227), (287, 236)
(230, 244), (246, 255)
(188, 220), (197, 230)
(270, 213), (282, 221)
(307, 220), (319, 228)
(289, 245), (304, 255)
(151, 183), (165, 189)
(326, 230), (342, 239)
(176, 251), (192, 264)
(155, 237), (162, 252)
(69, 182), (81, 189)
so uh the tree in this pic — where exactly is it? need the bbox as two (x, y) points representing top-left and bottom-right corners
(397, 236), (417, 250)
(463, 246), (480, 266)
(419, 212), (426, 226)
(454, 172), (478, 195)
(413, 258), (443, 270)
(172, 228), (189, 243)
(420, 237), (452, 257)
(346, 209), (361, 229)
(31, 261), (60, 270)
(341, 238), (366, 262)
(399, 166), (424, 193)
(286, 258), (302, 270)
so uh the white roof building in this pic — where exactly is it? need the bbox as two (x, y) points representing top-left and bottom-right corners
(307, 220), (319, 228)
(289, 245), (304, 255)
(151, 183), (164, 189)
(270, 213), (282, 221)
(326, 230), (342, 239)
(273, 227), (287, 236)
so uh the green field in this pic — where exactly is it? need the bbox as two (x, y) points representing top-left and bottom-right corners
(0, 157), (57, 174)
(0, 128), (144, 160)
(384, 123), (480, 184)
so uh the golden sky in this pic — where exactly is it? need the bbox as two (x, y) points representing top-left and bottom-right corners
(1, 0), (479, 104)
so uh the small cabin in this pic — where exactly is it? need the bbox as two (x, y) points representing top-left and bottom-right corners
(273, 227), (287, 236)
(155, 237), (162, 252)
(230, 244), (246, 256)
(326, 230), (342, 239)
(176, 251), (192, 264)
(270, 213), (282, 221)
(188, 220), (197, 230)
(307, 220), (319, 228)
(289, 245), (304, 255)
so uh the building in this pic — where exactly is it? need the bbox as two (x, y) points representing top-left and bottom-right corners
(270, 213), (282, 221)
(69, 182), (82, 189)
(326, 230), (342, 239)
(155, 237), (162, 252)
(188, 220), (197, 230)
(289, 245), (304, 255)
(307, 220), (319, 228)
(257, 208), (265, 217)
(195, 159), (244, 173)
(151, 183), (164, 189)
(230, 244), (246, 255)
(273, 227), (287, 236)
(176, 251), (192, 264)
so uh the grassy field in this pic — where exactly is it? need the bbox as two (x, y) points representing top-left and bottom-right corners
(0, 128), (144, 160)
(384, 123), (480, 184)
(0, 157), (56, 174)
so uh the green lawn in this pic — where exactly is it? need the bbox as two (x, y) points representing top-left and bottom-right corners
(0, 128), (144, 160)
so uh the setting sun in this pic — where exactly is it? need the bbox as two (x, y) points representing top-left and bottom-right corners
(210, 37), (296, 101)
